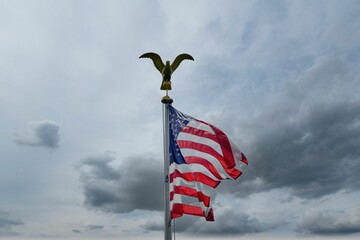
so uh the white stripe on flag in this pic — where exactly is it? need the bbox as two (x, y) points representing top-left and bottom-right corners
(170, 175), (214, 197)
(186, 121), (215, 134)
(170, 194), (209, 212)
(177, 131), (223, 156)
(170, 162), (219, 182)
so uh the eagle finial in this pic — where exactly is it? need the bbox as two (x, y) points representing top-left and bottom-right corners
(139, 52), (194, 90)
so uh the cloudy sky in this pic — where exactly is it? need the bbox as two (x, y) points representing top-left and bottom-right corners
(1, 0), (360, 239)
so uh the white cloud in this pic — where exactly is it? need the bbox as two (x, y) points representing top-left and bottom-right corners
(295, 205), (360, 235)
(0, 211), (23, 236)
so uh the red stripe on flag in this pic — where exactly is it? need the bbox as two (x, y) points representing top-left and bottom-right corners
(177, 140), (241, 179)
(184, 156), (224, 180)
(171, 203), (214, 221)
(199, 121), (236, 168)
(177, 140), (222, 160)
(230, 153), (248, 180)
(241, 152), (248, 165)
(171, 185), (211, 207)
(170, 169), (220, 188)
(181, 126), (220, 143)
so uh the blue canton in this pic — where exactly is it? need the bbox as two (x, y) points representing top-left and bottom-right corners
(168, 105), (194, 165)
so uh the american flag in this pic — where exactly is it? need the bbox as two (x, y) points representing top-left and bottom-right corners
(169, 105), (248, 221)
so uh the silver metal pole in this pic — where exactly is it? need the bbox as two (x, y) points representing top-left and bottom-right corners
(162, 102), (172, 240)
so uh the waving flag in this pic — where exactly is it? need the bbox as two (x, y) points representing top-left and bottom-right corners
(169, 105), (248, 221)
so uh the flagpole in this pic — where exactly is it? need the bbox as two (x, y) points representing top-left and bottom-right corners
(162, 93), (173, 240)
(140, 52), (193, 240)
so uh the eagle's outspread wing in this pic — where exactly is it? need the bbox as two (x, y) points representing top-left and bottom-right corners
(139, 52), (164, 73)
(171, 53), (194, 72)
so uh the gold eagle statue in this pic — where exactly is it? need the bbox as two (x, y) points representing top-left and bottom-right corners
(139, 52), (194, 90)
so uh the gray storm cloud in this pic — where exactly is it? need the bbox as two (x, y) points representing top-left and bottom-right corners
(13, 120), (60, 149)
(72, 224), (104, 234)
(220, 56), (360, 199)
(77, 152), (163, 213)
